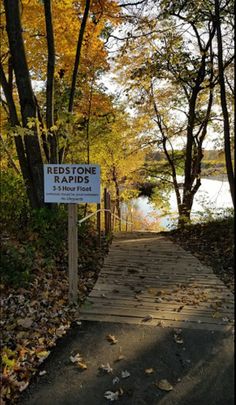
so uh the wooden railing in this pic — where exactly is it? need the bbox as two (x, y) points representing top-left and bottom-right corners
(77, 188), (133, 242)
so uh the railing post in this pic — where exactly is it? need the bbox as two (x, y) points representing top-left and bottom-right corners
(107, 192), (112, 233)
(112, 205), (116, 231)
(97, 202), (101, 246)
(130, 207), (133, 232)
(104, 188), (108, 236)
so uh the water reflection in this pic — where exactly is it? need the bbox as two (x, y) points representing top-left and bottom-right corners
(121, 178), (233, 231)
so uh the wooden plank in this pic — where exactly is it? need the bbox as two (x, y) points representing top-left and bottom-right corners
(79, 313), (233, 332)
(80, 304), (233, 325)
(98, 275), (230, 287)
(102, 264), (219, 272)
(88, 291), (234, 309)
(93, 283), (233, 300)
(85, 295), (234, 314)
(79, 232), (234, 331)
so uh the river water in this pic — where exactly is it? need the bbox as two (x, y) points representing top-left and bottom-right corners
(121, 176), (233, 231)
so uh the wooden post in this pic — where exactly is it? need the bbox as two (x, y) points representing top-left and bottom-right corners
(97, 202), (101, 246)
(112, 205), (116, 231)
(68, 204), (78, 304)
(130, 207), (133, 232)
(107, 192), (112, 233)
(104, 188), (108, 236)
(119, 205), (122, 232)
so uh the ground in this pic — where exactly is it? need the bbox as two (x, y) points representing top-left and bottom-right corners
(167, 216), (234, 293)
(19, 321), (234, 405)
(1, 217), (234, 404)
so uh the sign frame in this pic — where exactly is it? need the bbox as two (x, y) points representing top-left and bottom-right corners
(43, 164), (101, 304)
(44, 164), (100, 204)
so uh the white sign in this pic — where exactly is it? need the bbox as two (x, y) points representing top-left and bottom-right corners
(44, 164), (100, 203)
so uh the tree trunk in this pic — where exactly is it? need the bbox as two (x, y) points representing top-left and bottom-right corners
(44, 0), (58, 164)
(68, 0), (91, 113)
(215, 0), (235, 207)
(58, 0), (91, 163)
(4, 0), (44, 208)
(0, 62), (36, 206)
(178, 198), (193, 228)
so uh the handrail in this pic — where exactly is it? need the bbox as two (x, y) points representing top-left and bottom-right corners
(77, 208), (133, 226)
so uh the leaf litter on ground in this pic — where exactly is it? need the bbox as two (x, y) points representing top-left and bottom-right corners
(0, 236), (106, 404)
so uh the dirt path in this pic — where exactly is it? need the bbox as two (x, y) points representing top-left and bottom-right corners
(20, 232), (234, 405)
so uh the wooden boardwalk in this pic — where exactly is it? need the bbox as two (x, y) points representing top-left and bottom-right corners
(80, 232), (234, 331)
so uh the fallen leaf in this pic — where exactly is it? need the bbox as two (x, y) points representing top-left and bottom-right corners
(36, 351), (50, 360)
(76, 321), (82, 326)
(112, 376), (120, 384)
(156, 290), (164, 296)
(18, 381), (29, 392)
(121, 370), (130, 379)
(16, 331), (26, 340)
(145, 368), (154, 374)
(118, 387), (124, 395)
(99, 363), (113, 374)
(212, 311), (221, 318)
(104, 391), (119, 401)
(142, 315), (153, 322)
(77, 361), (87, 370)
(2, 354), (16, 368)
(106, 334), (118, 344)
(222, 317), (229, 322)
(147, 288), (158, 295)
(17, 318), (34, 329)
(70, 353), (83, 363)
(156, 379), (173, 391)
(114, 355), (125, 362)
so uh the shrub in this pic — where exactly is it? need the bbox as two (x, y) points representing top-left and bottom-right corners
(0, 241), (34, 286)
(0, 170), (31, 234)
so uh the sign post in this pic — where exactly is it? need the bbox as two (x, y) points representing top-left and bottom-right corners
(44, 164), (100, 304)
(68, 204), (78, 304)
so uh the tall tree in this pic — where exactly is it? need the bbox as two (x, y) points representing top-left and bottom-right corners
(93, 110), (145, 222)
(214, 0), (235, 206)
(1, 0), (120, 208)
(111, 0), (233, 226)
(3, 0), (44, 208)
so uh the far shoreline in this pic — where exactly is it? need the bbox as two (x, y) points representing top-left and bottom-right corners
(201, 174), (228, 181)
